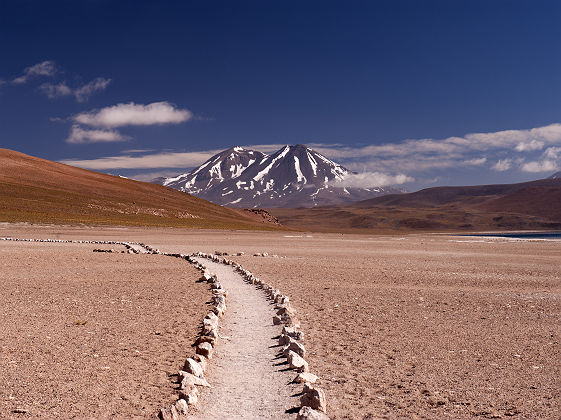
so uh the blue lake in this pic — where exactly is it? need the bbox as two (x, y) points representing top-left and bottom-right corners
(464, 232), (561, 239)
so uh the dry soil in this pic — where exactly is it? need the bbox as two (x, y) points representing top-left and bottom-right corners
(1, 224), (559, 420)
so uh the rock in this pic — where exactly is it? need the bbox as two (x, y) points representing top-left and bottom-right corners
(273, 315), (282, 325)
(212, 295), (226, 305)
(183, 358), (204, 378)
(301, 384), (327, 413)
(283, 326), (304, 340)
(201, 325), (218, 338)
(196, 342), (213, 359)
(283, 340), (306, 358)
(279, 333), (293, 346)
(293, 372), (318, 384)
(203, 317), (218, 329)
(213, 288), (227, 297)
(178, 370), (210, 387)
(279, 312), (298, 326)
(178, 386), (199, 405)
(158, 406), (176, 420)
(297, 406), (330, 420)
(194, 335), (216, 347)
(193, 354), (208, 372)
(213, 301), (226, 316)
(175, 398), (190, 414)
(276, 304), (295, 316)
(288, 350), (309, 372)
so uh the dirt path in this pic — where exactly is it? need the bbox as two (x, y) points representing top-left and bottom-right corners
(189, 258), (299, 419)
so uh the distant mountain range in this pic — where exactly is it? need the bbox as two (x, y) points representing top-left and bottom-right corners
(548, 171), (561, 179)
(269, 177), (561, 232)
(158, 144), (402, 208)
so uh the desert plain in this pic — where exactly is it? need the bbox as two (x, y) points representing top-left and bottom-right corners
(0, 223), (559, 419)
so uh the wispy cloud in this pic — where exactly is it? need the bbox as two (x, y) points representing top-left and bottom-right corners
(66, 125), (129, 144)
(129, 170), (186, 182)
(60, 149), (223, 169)
(12, 61), (57, 84)
(520, 147), (561, 173)
(521, 160), (559, 173)
(59, 122), (561, 181)
(41, 77), (111, 102)
(308, 123), (561, 173)
(331, 172), (414, 188)
(73, 101), (192, 128)
(492, 158), (513, 172)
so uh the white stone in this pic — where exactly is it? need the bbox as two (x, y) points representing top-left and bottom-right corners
(183, 358), (204, 378)
(297, 406), (330, 420)
(287, 350), (309, 372)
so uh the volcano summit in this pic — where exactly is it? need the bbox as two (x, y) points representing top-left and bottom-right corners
(161, 144), (401, 208)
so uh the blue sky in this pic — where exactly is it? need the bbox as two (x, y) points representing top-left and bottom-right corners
(1, 0), (561, 189)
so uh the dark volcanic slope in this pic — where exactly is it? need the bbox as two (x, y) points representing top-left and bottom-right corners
(0, 148), (279, 229)
(269, 178), (561, 232)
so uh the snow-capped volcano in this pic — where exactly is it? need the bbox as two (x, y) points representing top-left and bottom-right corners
(161, 144), (401, 208)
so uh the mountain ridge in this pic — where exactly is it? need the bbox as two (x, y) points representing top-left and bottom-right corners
(268, 177), (561, 232)
(0, 148), (281, 230)
(161, 144), (402, 208)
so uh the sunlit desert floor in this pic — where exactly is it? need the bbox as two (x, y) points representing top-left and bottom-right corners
(1, 223), (559, 419)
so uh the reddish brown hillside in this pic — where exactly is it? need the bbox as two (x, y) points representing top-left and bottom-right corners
(0, 148), (281, 229)
(269, 178), (561, 232)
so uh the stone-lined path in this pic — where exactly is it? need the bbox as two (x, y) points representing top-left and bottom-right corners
(189, 258), (299, 419)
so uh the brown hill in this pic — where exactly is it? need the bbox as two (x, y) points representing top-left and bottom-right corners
(269, 178), (561, 232)
(0, 148), (281, 230)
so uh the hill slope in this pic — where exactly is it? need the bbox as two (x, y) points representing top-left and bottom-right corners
(162, 144), (401, 207)
(269, 178), (561, 232)
(0, 149), (281, 229)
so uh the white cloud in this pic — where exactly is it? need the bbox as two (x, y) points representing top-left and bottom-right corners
(60, 149), (223, 169)
(129, 170), (186, 182)
(521, 160), (558, 173)
(12, 61), (57, 84)
(492, 159), (513, 172)
(543, 147), (561, 159)
(74, 77), (111, 102)
(66, 125), (129, 144)
(463, 157), (487, 166)
(519, 147), (560, 173)
(41, 77), (111, 102)
(40, 82), (72, 98)
(306, 123), (561, 173)
(515, 139), (545, 152)
(73, 101), (192, 128)
(332, 172), (414, 188)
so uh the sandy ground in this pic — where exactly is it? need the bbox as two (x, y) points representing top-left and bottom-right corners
(0, 239), (209, 419)
(1, 223), (560, 419)
(189, 259), (299, 419)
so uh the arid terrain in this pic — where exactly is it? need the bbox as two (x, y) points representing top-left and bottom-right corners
(0, 223), (559, 419)
(0, 149), (281, 230)
(0, 237), (210, 419)
(269, 178), (561, 233)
